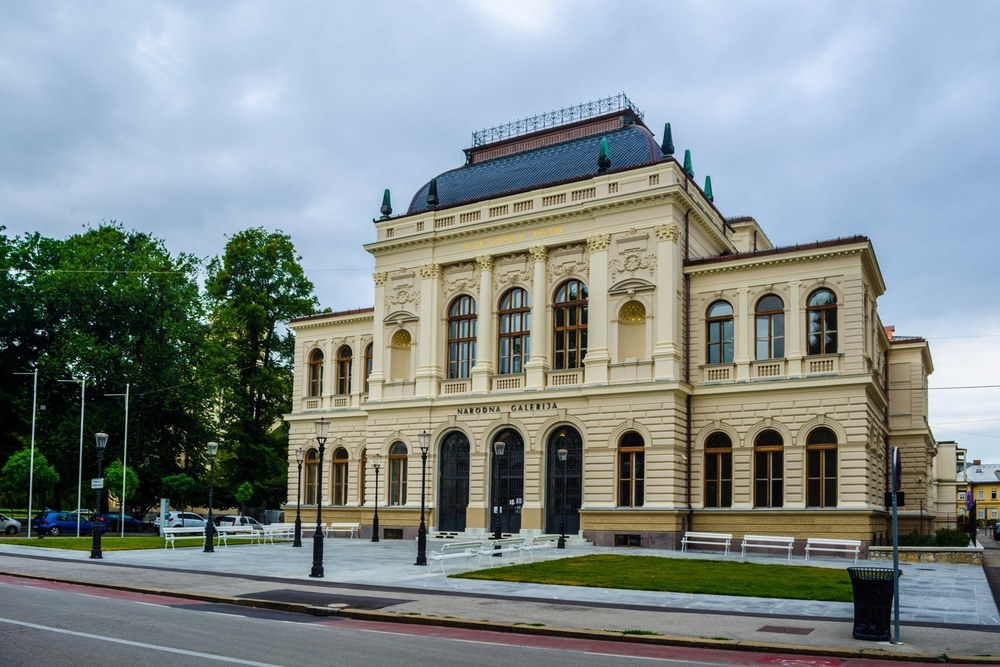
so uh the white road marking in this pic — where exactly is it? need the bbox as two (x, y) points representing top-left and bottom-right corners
(0, 616), (283, 666)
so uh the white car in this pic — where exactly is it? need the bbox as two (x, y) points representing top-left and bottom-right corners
(214, 515), (263, 529)
(1, 512), (21, 535)
(154, 511), (207, 528)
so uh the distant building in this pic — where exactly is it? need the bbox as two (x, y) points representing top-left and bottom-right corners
(964, 460), (1000, 527)
(285, 95), (958, 551)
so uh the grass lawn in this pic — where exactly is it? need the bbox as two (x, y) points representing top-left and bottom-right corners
(455, 554), (855, 602)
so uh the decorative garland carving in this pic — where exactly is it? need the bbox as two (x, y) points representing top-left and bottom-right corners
(609, 247), (656, 283)
(442, 262), (481, 299)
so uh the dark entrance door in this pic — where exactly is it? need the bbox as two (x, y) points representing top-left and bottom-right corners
(545, 427), (582, 536)
(491, 429), (524, 535)
(437, 431), (469, 532)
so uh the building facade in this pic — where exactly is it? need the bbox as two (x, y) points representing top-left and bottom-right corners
(964, 461), (1000, 529)
(285, 96), (953, 551)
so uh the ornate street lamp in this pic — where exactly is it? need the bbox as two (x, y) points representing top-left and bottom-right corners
(415, 431), (431, 566)
(90, 432), (108, 559)
(204, 441), (219, 552)
(310, 417), (329, 578)
(492, 440), (505, 541)
(371, 453), (382, 542)
(557, 448), (568, 549)
(293, 447), (304, 547)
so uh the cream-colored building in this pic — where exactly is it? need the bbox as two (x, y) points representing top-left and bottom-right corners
(285, 95), (953, 552)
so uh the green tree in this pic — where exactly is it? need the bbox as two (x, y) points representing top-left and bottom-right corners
(102, 459), (140, 513)
(0, 448), (61, 509)
(16, 223), (215, 516)
(235, 481), (254, 517)
(161, 473), (198, 513)
(205, 228), (317, 507)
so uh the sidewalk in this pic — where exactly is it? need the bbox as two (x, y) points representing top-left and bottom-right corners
(2, 537), (999, 663)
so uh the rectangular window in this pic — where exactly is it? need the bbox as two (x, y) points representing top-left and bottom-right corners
(806, 447), (837, 507)
(704, 451), (732, 508)
(979, 490), (985, 500)
(618, 450), (644, 507)
(754, 449), (783, 508)
(389, 458), (407, 506)
(993, 489), (998, 500)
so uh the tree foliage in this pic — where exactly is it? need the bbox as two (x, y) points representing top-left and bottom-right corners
(0, 448), (60, 508)
(102, 459), (140, 512)
(205, 228), (317, 507)
(0, 223), (317, 516)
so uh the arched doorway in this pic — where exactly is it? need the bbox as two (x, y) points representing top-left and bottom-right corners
(545, 427), (582, 535)
(490, 429), (524, 534)
(437, 431), (470, 531)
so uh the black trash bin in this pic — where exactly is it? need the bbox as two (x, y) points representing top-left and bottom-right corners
(847, 567), (899, 641)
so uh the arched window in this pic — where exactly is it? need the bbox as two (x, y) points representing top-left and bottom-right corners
(707, 301), (734, 364)
(447, 295), (478, 379)
(388, 442), (408, 506)
(755, 295), (785, 360)
(753, 430), (783, 508)
(363, 343), (373, 393)
(807, 288), (838, 355)
(498, 287), (530, 374)
(617, 431), (645, 507)
(553, 279), (588, 370)
(806, 427), (838, 507)
(332, 447), (349, 506)
(704, 432), (732, 508)
(304, 449), (319, 504)
(336, 345), (352, 395)
(308, 349), (324, 397)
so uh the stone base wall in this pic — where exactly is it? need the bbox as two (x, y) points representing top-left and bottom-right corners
(868, 546), (983, 566)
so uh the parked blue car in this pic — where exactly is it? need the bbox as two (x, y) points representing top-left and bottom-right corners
(31, 510), (105, 536)
(99, 512), (145, 532)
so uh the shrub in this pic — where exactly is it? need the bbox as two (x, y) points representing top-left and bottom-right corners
(898, 528), (971, 547)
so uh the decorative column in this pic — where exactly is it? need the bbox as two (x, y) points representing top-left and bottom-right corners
(583, 235), (611, 385)
(415, 263), (442, 397)
(471, 255), (495, 392)
(787, 280), (803, 377)
(653, 223), (683, 381)
(368, 272), (387, 400)
(525, 245), (550, 389)
(736, 286), (751, 380)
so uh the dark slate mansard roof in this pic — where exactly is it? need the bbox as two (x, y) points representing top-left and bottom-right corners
(406, 122), (665, 215)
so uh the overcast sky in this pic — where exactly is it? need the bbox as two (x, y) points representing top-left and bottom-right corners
(2, 1), (998, 464)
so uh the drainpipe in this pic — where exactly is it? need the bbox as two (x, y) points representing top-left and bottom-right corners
(683, 210), (694, 534)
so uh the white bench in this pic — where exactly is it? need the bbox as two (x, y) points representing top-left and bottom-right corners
(260, 523), (297, 543)
(163, 526), (205, 549)
(214, 525), (259, 546)
(522, 534), (562, 561)
(740, 534), (795, 560)
(805, 537), (861, 562)
(681, 531), (732, 555)
(477, 537), (526, 567)
(428, 541), (483, 574)
(324, 522), (360, 538)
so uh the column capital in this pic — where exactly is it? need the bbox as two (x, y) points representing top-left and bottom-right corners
(373, 271), (387, 287)
(477, 255), (494, 271)
(586, 234), (610, 253)
(529, 246), (548, 263)
(420, 264), (442, 279)
(655, 223), (682, 243)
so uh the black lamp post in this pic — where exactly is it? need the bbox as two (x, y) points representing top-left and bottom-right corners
(90, 432), (108, 559)
(492, 440), (505, 540)
(310, 417), (329, 578)
(204, 441), (219, 553)
(557, 448), (568, 549)
(415, 431), (430, 566)
(371, 453), (382, 542)
(293, 447), (304, 547)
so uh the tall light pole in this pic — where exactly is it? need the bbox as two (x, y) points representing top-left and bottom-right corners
(371, 453), (382, 542)
(415, 431), (430, 566)
(557, 448), (568, 549)
(293, 447), (304, 547)
(14, 371), (38, 538)
(105, 383), (130, 538)
(91, 433), (108, 559)
(310, 417), (329, 578)
(492, 440), (505, 540)
(204, 442), (219, 553)
(59, 377), (86, 537)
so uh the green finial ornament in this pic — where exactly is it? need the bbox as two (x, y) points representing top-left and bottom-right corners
(683, 149), (694, 178)
(597, 137), (611, 172)
(426, 178), (438, 208)
(380, 189), (392, 219)
(661, 122), (674, 156)
(704, 176), (713, 202)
